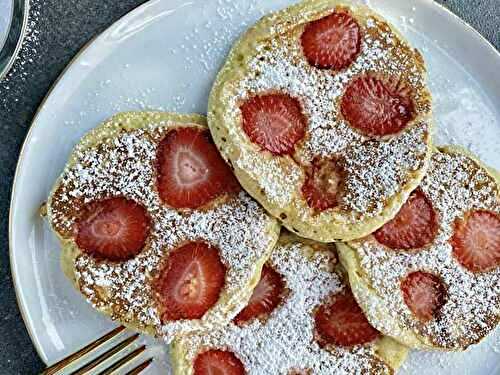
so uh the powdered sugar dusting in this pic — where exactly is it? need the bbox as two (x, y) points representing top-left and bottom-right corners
(350, 150), (499, 349)
(175, 238), (395, 374)
(341, 124), (428, 215)
(235, 19), (428, 158)
(236, 151), (302, 206)
(174, 0), (264, 74)
(49, 113), (278, 342)
(226, 11), (431, 218)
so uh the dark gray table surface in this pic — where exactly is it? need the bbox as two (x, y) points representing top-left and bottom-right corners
(0, 0), (498, 374)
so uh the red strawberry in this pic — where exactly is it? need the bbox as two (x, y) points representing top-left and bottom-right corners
(156, 127), (240, 209)
(374, 190), (438, 250)
(288, 369), (311, 375)
(341, 74), (415, 137)
(451, 210), (500, 273)
(76, 197), (150, 261)
(194, 350), (245, 375)
(401, 271), (446, 322)
(314, 289), (379, 347)
(233, 264), (285, 325)
(240, 93), (307, 156)
(301, 157), (343, 211)
(155, 242), (226, 321)
(301, 12), (361, 70)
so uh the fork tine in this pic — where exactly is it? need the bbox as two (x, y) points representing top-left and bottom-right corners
(71, 333), (140, 375)
(123, 358), (154, 375)
(97, 345), (148, 375)
(42, 326), (126, 375)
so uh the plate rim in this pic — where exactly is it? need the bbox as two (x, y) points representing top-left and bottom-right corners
(0, 0), (30, 81)
(8, 0), (500, 366)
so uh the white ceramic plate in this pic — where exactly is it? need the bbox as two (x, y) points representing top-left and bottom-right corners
(10, 0), (500, 373)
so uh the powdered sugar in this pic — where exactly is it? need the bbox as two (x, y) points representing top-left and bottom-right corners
(48, 113), (278, 342)
(236, 20), (428, 158)
(236, 151), (302, 206)
(226, 11), (431, 218)
(341, 124), (427, 215)
(176, 238), (396, 374)
(350, 150), (499, 349)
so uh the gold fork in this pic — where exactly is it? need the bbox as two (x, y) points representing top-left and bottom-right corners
(41, 326), (153, 375)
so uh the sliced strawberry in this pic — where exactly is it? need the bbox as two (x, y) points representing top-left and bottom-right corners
(233, 264), (285, 325)
(301, 157), (343, 211)
(240, 93), (307, 156)
(374, 190), (438, 250)
(314, 289), (379, 347)
(301, 11), (361, 70)
(194, 350), (245, 375)
(288, 369), (311, 375)
(341, 74), (415, 137)
(401, 271), (446, 322)
(76, 197), (150, 261)
(156, 127), (240, 209)
(155, 242), (226, 321)
(451, 210), (500, 273)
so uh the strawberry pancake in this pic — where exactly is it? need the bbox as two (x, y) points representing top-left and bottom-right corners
(338, 146), (500, 350)
(171, 234), (408, 374)
(208, 0), (433, 242)
(46, 112), (280, 341)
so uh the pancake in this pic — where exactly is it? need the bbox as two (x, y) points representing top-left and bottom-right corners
(338, 146), (500, 350)
(46, 112), (280, 342)
(208, 0), (433, 242)
(171, 233), (408, 374)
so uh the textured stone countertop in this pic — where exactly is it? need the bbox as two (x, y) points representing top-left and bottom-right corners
(0, 0), (498, 373)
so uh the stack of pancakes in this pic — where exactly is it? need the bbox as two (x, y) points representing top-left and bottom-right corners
(46, 1), (499, 374)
